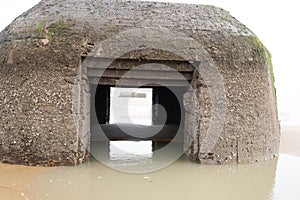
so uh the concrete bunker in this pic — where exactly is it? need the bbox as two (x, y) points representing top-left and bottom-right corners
(0, 0), (280, 166)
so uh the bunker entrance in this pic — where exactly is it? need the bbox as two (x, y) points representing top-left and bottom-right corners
(90, 85), (187, 143)
(81, 56), (196, 155)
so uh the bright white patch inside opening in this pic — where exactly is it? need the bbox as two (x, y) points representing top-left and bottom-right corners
(109, 87), (153, 125)
(109, 141), (153, 157)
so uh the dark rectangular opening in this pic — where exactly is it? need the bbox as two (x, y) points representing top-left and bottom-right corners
(90, 84), (187, 143)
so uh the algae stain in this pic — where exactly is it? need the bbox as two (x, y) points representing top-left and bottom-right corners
(47, 22), (70, 34)
(36, 20), (46, 34)
(252, 36), (276, 98)
(266, 50), (277, 98)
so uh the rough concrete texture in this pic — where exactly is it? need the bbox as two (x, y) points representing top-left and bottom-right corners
(0, 0), (280, 166)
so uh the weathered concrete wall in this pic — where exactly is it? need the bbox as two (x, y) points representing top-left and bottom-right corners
(185, 34), (280, 164)
(0, 0), (280, 165)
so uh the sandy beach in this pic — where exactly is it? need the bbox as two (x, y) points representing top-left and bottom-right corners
(280, 125), (300, 156)
(0, 164), (47, 199)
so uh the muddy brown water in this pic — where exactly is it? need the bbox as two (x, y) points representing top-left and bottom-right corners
(1, 126), (300, 200)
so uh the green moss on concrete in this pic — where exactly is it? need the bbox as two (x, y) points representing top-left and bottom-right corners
(266, 50), (276, 97)
(47, 22), (70, 34)
(252, 36), (276, 98)
(36, 20), (46, 34)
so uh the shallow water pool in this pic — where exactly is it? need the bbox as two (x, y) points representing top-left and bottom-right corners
(0, 153), (299, 200)
(1, 126), (300, 200)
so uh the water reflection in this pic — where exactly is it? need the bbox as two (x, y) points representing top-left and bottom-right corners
(274, 154), (300, 199)
(108, 141), (153, 171)
(3, 127), (300, 200)
(91, 141), (184, 173)
(2, 150), (300, 199)
(25, 153), (282, 200)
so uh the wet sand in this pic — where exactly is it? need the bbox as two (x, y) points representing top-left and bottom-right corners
(280, 125), (300, 156)
(0, 125), (299, 200)
(0, 164), (48, 200)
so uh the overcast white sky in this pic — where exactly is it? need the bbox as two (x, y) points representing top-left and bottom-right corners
(0, 0), (299, 125)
